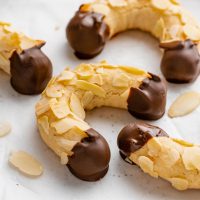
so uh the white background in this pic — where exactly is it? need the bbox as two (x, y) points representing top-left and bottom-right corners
(1, 0), (200, 199)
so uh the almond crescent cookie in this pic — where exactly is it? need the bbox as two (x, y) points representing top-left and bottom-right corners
(118, 122), (200, 190)
(35, 61), (166, 181)
(67, 0), (200, 83)
(0, 22), (52, 94)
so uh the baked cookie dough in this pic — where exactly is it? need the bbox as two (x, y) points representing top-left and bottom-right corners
(0, 22), (52, 94)
(67, 0), (200, 83)
(35, 61), (166, 181)
(118, 122), (200, 190)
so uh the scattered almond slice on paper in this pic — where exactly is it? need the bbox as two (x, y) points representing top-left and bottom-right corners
(9, 151), (43, 177)
(168, 91), (200, 118)
(0, 121), (11, 137)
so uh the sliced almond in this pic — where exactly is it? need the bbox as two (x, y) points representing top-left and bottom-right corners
(108, 0), (127, 7)
(46, 84), (64, 98)
(91, 4), (110, 16)
(51, 117), (90, 134)
(57, 70), (75, 82)
(9, 151), (43, 177)
(173, 138), (193, 147)
(76, 80), (106, 97)
(119, 66), (148, 76)
(89, 74), (104, 85)
(38, 116), (49, 135)
(182, 147), (200, 171)
(35, 98), (50, 116)
(153, 18), (166, 40)
(60, 152), (69, 165)
(168, 91), (200, 118)
(183, 25), (200, 40)
(69, 93), (85, 120)
(147, 138), (161, 157)
(168, 25), (181, 38)
(138, 156), (158, 178)
(0, 121), (11, 137)
(64, 126), (88, 141)
(49, 98), (71, 119)
(81, 91), (94, 108)
(151, 0), (169, 11)
(75, 64), (94, 79)
(169, 177), (188, 190)
(112, 73), (130, 88)
(55, 138), (77, 152)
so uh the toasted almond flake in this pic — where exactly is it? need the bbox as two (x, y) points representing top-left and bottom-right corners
(76, 80), (106, 97)
(55, 138), (77, 152)
(57, 71), (75, 82)
(119, 66), (148, 76)
(89, 74), (104, 85)
(96, 67), (105, 74)
(183, 25), (200, 40)
(81, 91), (94, 108)
(153, 18), (166, 40)
(182, 147), (200, 170)
(46, 84), (64, 98)
(112, 73), (130, 88)
(138, 156), (158, 178)
(49, 98), (71, 119)
(0, 122), (11, 137)
(168, 25), (181, 38)
(173, 138), (193, 147)
(64, 126), (88, 141)
(38, 116), (49, 135)
(151, 0), (169, 11)
(170, 177), (188, 190)
(147, 138), (161, 157)
(69, 93), (85, 120)
(168, 91), (200, 118)
(75, 64), (94, 79)
(51, 117), (90, 134)
(108, 0), (127, 7)
(60, 152), (69, 165)
(9, 151), (43, 177)
(35, 98), (50, 116)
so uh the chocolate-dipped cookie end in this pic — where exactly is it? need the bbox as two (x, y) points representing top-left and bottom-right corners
(10, 46), (52, 95)
(67, 128), (110, 181)
(127, 73), (167, 120)
(117, 122), (168, 160)
(66, 10), (109, 59)
(160, 40), (200, 83)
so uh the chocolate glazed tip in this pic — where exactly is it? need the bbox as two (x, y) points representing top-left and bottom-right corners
(160, 39), (200, 83)
(127, 73), (167, 120)
(10, 45), (52, 95)
(66, 10), (109, 59)
(117, 122), (168, 162)
(67, 128), (111, 181)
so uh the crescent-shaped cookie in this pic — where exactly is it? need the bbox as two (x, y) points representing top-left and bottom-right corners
(0, 22), (52, 94)
(118, 122), (200, 190)
(35, 61), (166, 181)
(67, 0), (200, 83)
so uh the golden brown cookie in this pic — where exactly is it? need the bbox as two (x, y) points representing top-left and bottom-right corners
(35, 61), (166, 181)
(67, 0), (200, 83)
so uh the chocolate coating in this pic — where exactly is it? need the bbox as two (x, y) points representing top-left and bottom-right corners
(10, 45), (52, 95)
(67, 10), (109, 59)
(127, 73), (167, 120)
(117, 122), (168, 160)
(160, 39), (200, 83)
(67, 128), (111, 181)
